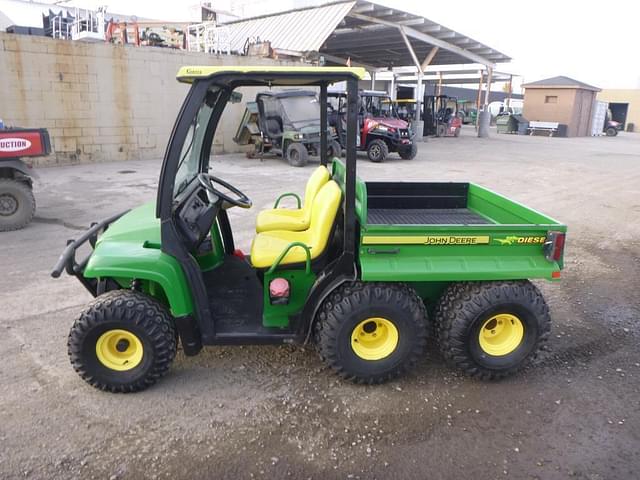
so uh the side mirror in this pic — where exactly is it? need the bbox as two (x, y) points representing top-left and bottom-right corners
(230, 91), (243, 104)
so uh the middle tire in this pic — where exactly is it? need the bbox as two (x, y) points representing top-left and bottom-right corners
(315, 282), (427, 384)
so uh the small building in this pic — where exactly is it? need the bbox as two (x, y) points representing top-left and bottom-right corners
(522, 76), (600, 137)
(597, 89), (640, 133)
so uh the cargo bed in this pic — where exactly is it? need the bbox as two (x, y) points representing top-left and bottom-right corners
(366, 182), (493, 225)
(330, 159), (567, 283)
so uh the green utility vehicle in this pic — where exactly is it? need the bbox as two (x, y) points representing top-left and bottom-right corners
(52, 66), (567, 393)
(234, 90), (341, 167)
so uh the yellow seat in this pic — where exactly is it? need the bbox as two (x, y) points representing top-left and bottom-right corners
(255, 165), (330, 233)
(251, 180), (342, 269)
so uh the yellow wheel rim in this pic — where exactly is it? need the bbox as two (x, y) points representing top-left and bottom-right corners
(478, 314), (524, 356)
(351, 317), (399, 361)
(95, 329), (143, 371)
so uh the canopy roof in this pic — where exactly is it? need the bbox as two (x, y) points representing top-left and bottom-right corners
(218, 1), (511, 70)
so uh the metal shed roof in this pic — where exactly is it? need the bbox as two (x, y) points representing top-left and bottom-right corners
(219, 1), (510, 69)
(220, 2), (354, 54)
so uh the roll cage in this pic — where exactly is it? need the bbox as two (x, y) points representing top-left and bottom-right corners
(156, 67), (364, 344)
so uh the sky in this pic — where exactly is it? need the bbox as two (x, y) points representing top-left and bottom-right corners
(44, 0), (640, 90)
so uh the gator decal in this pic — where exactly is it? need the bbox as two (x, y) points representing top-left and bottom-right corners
(362, 235), (490, 245)
(494, 235), (546, 245)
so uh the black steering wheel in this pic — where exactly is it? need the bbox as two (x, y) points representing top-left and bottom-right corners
(197, 173), (252, 209)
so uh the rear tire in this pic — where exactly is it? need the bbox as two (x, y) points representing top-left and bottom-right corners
(436, 124), (446, 137)
(367, 139), (388, 163)
(68, 290), (177, 393)
(0, 179), (35, 231)
(454, 127), (461, 137)
(435, 281), (551, 380)
(285, 142), (309, 167)
(315, 282), (427, 384)
(605, 127), (618, 137)
(398, 143), (417, 160)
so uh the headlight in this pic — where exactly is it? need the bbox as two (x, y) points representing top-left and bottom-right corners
(293, 133), (304, 140)
(375, 125), (389, 132)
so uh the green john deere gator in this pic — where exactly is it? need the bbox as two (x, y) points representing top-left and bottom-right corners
(52, 66), (567, 392)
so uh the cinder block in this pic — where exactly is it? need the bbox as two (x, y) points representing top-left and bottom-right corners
(54, 136), (77, 152)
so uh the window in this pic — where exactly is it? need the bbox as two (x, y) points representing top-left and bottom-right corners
(545, 95), (558, 104)
(173, 89), (219, 198)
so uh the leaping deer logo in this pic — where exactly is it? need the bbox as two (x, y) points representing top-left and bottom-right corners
(495, 236), (519, 245)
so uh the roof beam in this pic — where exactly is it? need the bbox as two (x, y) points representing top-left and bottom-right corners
(421, 47), (439, 71)
(320, 52), (378, 71)
(348, 11), (495, 67)
(398, 28), (421, 71)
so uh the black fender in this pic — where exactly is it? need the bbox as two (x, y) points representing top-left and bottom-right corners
(0, 159), (39, 182)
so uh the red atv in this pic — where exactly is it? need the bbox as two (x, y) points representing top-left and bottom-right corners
(328, 90), (417, 162)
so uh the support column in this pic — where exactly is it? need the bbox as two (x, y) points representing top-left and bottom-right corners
(370, 71), (376, 90)
(475, 69), (483, 131)
(483, 67), (493, 107)
(390, 73), (396, 100)
(414, 71), (425, 141)
(506, 74), (513, 111)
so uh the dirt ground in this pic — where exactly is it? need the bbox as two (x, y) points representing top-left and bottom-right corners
(1, 128), (639, 480)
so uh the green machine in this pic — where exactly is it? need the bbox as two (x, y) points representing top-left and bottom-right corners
(234, 89), (341, 167)
(52, 66), (567, 393)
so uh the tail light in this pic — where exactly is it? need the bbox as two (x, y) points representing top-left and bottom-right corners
(544, 231), (565, 262)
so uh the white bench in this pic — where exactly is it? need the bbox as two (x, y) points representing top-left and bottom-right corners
(528, 121), (559, 137)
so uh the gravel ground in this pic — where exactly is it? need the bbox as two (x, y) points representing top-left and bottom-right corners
(1, 128), (639, 480)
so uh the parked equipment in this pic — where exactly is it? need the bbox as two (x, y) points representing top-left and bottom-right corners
(0, 126), (50, 231)
(52, 66), (566, 393)
(329, 90), (417, 162)
(234, 90), (341, 167)
(424, 95), (462, 137)
(496, 113), (529, 134)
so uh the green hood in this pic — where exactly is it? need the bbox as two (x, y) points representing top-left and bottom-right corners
(97, 201), (160, 247)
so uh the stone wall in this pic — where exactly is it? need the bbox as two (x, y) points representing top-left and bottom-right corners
(0, 32), (295, 166)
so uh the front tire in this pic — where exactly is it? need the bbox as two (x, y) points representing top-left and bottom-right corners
(605, 127), (618, 136)
(398, 143), (417, 160)
(68, 290), (177, 393)
(285, 142), (309, 167)
(435, 281), (551, 380)
(0, 179), (35, 231)
(315, 282), (427, 384)
(367, 139), (388, 163)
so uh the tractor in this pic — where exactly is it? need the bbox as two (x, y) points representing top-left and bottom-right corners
(52, 66), (566, 393)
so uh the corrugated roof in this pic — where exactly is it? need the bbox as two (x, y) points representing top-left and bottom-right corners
(217, 0), (510, 69)
(219, 2), (355, 54)
(522, 76), (600, 91)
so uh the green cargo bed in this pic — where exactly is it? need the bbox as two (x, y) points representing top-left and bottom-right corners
(331, 159), (566, 283)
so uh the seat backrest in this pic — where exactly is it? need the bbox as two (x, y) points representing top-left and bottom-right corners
(300, 165), (330, 222)
(265, 117), (282, 137)
(307, 180), (342, 257)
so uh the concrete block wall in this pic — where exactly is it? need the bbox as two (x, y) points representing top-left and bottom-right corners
(0, 32), (295, 166)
